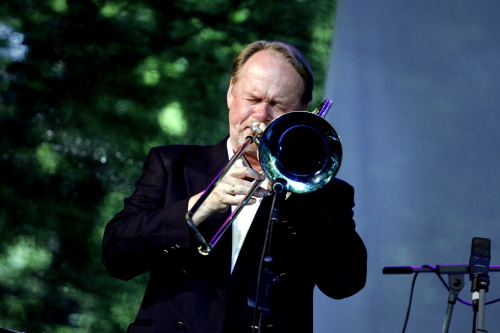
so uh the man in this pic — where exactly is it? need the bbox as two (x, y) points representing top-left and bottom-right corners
(102, 40), (367, 333)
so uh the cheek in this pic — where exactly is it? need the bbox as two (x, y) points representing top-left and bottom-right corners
(228, 109), (240, 131)
(270, 109), (287, 120)
(229, 106), (248, 126)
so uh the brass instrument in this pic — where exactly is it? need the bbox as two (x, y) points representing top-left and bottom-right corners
(186, 99), (342, 255)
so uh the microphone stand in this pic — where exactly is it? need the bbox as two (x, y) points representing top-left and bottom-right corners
(471, 273), (489, 333)
(383, 264), (500, 333)
(249, 180), (287, 333)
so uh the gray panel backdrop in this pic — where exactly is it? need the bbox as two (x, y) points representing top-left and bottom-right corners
(314, 1), (500, 332)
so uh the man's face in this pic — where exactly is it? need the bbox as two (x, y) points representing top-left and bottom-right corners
(227, 50), (306, 156)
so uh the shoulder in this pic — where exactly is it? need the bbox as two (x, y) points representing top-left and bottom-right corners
(149, 138), (226, 163)
(307, 177), (354, 202)
(313, 177), (353, 193)
(150, 143), (212, 159)
(328, 177), (354, 193)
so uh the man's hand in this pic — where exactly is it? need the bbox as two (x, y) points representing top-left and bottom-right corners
(188, 166), (270, 226)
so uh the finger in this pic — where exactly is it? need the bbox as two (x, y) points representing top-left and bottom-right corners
(231, 182), (270, 199)
(229, 196), (258, 206)
(228, 183), (244, 196)
(244, 168), (265, 181)
(229, 166), (265, 181)
(220, 190), (250, 206)
(253, 187), (271, 198)
(244, 198), (258, 205)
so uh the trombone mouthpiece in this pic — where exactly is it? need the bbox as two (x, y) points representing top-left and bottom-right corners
(250, 122), (264, 133)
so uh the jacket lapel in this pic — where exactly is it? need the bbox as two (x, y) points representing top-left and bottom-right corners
(183, 138), (233, 305)
(184, 138), (230, 196)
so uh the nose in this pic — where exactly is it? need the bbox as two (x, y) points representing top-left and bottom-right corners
(252, 102), (273, 122)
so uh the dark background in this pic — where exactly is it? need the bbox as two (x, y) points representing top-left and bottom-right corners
(0, 1), (336, 332)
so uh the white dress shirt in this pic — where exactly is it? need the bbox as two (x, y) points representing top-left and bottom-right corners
(226, 139), (268, 273)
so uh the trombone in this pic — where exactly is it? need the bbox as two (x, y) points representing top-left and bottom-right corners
(185, 99), (342, 255)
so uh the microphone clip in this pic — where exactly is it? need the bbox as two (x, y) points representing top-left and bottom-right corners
(471, 273), (490, 293)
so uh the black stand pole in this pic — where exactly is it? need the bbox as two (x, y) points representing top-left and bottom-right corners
(471, 274), (489, 333)
(443, 273), (464, 333)
(249, 180), (287, 333)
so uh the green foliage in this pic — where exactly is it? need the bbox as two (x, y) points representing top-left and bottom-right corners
(0, 0), (336, 331)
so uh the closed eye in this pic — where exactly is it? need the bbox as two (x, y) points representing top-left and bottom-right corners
(270, 102), (288, 113)
(246, 97), (262, 104)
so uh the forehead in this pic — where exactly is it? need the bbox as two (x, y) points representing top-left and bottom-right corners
(240, 50), (295, 78)
(237, 51), (304, 97)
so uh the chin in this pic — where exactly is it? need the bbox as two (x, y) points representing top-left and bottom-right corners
(244, 145), (258, 155)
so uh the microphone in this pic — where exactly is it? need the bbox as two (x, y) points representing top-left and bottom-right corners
(469, 237), (491, 282)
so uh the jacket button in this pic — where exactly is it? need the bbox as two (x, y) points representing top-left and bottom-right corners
(176, 321), (185, 329)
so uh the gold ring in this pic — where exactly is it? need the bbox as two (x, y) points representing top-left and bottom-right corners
(231, 185), (235, 194)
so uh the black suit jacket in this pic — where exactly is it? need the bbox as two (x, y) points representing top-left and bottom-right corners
(102, 138), (367, 333)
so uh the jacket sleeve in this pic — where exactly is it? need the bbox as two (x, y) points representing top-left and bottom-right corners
(296, 179), (367, 299)
(101, 147), (193, 281)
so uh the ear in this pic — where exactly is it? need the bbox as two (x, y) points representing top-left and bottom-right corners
(227, 78), (235, 109)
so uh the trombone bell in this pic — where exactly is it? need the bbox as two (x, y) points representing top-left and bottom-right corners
(259, 111), (342, 193)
